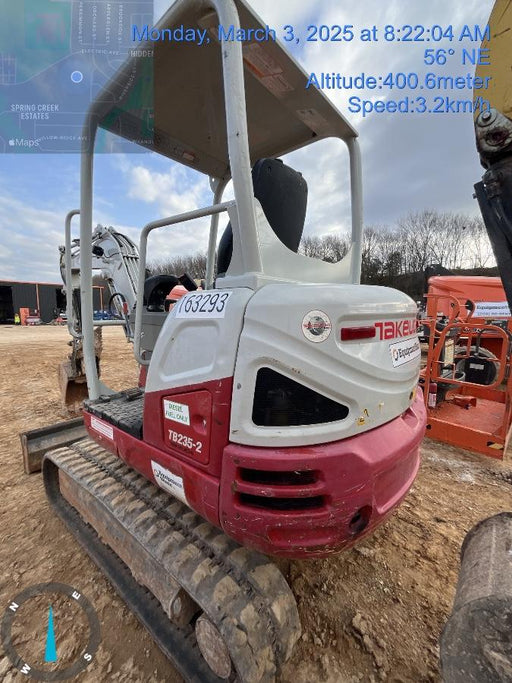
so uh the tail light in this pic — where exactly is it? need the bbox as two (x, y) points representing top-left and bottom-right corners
(340, 326), (376, 341)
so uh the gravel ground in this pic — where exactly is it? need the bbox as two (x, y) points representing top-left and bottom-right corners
(0, 325), (510, 682)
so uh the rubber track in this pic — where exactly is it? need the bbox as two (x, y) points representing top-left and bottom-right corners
(43, 438), (300, 682)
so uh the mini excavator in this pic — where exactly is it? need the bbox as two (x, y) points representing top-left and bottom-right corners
(33, 0), (427, 680)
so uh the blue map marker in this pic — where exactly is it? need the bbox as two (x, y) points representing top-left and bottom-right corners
(44, 606), (57, 663)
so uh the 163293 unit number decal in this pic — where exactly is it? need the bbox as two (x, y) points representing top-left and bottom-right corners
(175, 291), (232, 319)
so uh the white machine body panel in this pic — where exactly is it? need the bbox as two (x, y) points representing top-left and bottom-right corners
(218, 202), (354, 291)
(230, 283), (420, 447)
(145, 288), (253, 392)
(146, 282), (420, 449)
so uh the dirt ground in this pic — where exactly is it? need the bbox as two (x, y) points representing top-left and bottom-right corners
(0, 325), (510, 683)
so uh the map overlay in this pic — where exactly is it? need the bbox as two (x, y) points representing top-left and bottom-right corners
(0, 0), (154, 153)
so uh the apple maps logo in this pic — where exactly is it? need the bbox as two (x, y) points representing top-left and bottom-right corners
(8, 139), (39, 147)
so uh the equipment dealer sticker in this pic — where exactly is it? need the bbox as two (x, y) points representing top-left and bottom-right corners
(302, 310), (332, 343)
(473, 301), (511, 318)
(151, 461), (188, 506)
(389, 336), (421, 368)
(164, 399), (190, 425)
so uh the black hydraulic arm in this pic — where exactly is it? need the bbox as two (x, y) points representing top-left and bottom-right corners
(474, 157), (512, 311)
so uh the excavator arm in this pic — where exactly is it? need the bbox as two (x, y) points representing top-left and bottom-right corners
(474, 0), (512, 168)
(60, 224), (139, 334)
(473, 0), (512, 306)
(58, 224), (140, 412)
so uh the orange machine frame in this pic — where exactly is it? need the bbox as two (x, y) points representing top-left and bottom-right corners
(426, 276), (509, 357)
(422, 292), (512, 459)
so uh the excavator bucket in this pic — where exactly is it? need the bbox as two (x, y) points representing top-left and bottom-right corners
(58, 360), (89, 413)
(59, 327), (103, 413)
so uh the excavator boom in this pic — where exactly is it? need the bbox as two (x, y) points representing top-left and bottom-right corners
(473, 0), (512, 313)
(474, 0), (512, 167)
(58, 220), (140, 412)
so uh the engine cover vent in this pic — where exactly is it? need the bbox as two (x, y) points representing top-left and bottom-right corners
(252, 368), (349, 427)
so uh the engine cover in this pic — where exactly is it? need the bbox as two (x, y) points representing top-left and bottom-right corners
(230, 283), (420, 447)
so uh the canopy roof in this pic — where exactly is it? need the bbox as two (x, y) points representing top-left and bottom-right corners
(96, 0), (357, 179)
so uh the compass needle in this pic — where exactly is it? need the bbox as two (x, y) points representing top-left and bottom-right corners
(44, 605), (57, 663)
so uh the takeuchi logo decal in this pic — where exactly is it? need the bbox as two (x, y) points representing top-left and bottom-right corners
(302, 310), (332, 343)
(375, 319), (418, 340)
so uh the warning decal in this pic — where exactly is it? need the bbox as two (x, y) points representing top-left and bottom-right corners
(90, 416), (114, 440)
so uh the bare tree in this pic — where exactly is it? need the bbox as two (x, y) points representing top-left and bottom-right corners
(398, 211), (439, 273)
(147, 210), (497, 297)
(150, 252), (207, 280)
(300, 235), (326, 260)
(465, 216), (493, 268)
(322, 234), (350, 263)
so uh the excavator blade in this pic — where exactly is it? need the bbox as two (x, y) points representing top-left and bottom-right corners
(42, 438), (301, 682)
(20, 417), (86, 474)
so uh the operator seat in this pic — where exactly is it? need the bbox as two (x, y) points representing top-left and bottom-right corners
(143, 274), (179, 312)
(217, 158), (308, 276)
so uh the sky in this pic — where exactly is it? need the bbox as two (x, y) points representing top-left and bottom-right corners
(0, 0), (495, 282)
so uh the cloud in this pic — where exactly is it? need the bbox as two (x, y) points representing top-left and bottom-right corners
(0, 194), (67, 282)
(279, 0), (494, 226)
(122, 160), (218, 262)
(147, 0), (495, 236)
(0, 0), (499, 282)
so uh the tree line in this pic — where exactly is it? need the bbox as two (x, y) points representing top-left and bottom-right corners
(149, 210), (496, 300)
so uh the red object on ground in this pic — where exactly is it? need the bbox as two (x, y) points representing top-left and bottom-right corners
(83, 390), (425, 559)
(421, 304), (512, 458)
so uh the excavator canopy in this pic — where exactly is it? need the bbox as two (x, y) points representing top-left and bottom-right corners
(97, 0), (357, 178)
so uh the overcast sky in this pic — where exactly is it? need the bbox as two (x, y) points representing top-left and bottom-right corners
(0, 0), (495, 282)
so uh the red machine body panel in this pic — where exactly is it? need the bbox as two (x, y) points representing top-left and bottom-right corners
(83, 390), (425, 559)
(143, 377), (233, 477)
(220, 392), (425, 556)
(84, 411), (222, 526)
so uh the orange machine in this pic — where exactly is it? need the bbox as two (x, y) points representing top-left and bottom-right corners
(426, 276), (509, 357)
(19, 308), (30, 325)
(421, 289), (512, 459)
